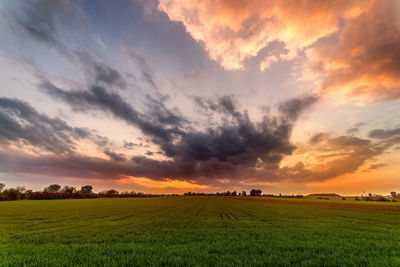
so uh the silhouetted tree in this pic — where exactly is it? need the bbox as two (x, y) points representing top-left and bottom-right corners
(0, 183), (5, 192)
(250, 189), (262, 196)
(231, 191), (237, 196)
(4, 188), (19, 200)
(242, 191), (247, 196)
(391, 191), (397, 198)
(80, 185), (93, 194)
(44, 184), (61, 193)
(61, 186), (77, 194)
(107, 189), (119, 196)
(15, 186), (26, 193)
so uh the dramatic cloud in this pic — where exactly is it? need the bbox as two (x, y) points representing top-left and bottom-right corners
(1, 0), (399, 193)
(160, 0), (400, 103)
(0, 97), (101, 154)
(41, 80), (186, 155)
(38, 86), (318, 180)
(158, 0), (367, 70)
(308, 0), (400, 102)
(281, 134), (386, 182)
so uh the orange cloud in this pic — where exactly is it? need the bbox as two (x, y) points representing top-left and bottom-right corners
(127, 177), (210, 190)
(308, 0), (400, 103)
(158, 0), (367, 70)
(160, 1), (400, 103)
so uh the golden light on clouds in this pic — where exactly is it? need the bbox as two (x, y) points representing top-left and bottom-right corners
(160, 0), (400, 103)
(127, 177), (210, 190)
(158, 0), (368, 70)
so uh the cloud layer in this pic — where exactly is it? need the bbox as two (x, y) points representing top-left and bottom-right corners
(159, 0), (400, 103)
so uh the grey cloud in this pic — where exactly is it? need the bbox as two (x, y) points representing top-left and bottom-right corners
(368, 128), (400, 139)
(2, 0), (86, 55)
(278, 94), (318, 121)
(368, 127), (400, 148)
(75, 50), (126, 89)
(126, 48), (157, 89)
(369, 163), (386, 170)
(0, 97), (90, 153)
(41, 80), (186, 155)
(104, 149), (126, 162)
(5, 91), (316, 181)
(144, 95), (188, 127)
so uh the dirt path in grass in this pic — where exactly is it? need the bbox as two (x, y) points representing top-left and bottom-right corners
(227, 197), (400, 212)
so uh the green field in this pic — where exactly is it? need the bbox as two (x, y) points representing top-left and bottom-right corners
(257, 196), (400, 206)
(1, 197), (400, 266)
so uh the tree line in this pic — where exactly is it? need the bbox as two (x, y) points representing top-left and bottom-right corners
(0, 183), (167, 201)
(0, 182), (268, 201)
(183, 189), (263, 196)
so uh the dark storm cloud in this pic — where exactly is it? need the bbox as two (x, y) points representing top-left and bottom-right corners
(2, 90), (318, 181)
(144, 95), (188, 127)
(104, 149), (126, 162)
(195, 95), (239, 116)
(0, 97), (100, 154)
(124, 95), (313, 180)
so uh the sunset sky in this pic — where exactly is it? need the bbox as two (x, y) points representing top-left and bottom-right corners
(1, 0), (399, 195)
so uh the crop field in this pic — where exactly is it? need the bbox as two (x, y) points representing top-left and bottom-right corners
(1, 197), (400, 266)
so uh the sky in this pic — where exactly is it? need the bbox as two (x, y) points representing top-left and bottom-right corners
(0, 0), (399, 195)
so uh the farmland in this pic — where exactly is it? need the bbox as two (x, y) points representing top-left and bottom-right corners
(1, 197), (400, 266)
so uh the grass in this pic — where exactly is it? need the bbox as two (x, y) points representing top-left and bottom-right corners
(256, 196), (400, 205)
(1, 197), (400, 266)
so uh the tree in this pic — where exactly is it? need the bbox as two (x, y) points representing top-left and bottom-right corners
(242, 191), (247, 197)
(391, 191), (397, 198)
(61, 186), (77, 194)
(0, 183), (5, 192)
(15, 186), (26, 193)
(4, 188), (19, 200)
(44, 184), (62, 193)
(250, 189), (262, 196)
(106, 189), (119, 196)
(231, 191), (237, 196)
(80, 185), (93, 194)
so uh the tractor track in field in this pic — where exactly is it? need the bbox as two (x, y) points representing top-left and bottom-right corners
(239, 210), (268, 223)
(215, 199), (239, 221)
(225, 210), (239, 221)
(227, 197), (400, 212)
